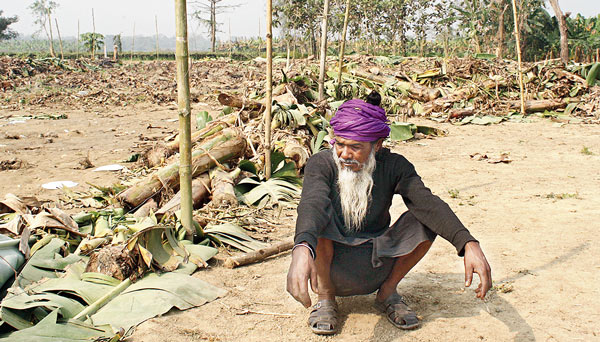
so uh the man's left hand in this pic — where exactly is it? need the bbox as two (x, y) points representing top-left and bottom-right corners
(463, 241), (492, 300)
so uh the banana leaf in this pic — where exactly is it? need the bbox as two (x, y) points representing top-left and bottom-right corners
(89, 272), (226, 330)
(204, 223), (267, 252)
(14, 238), (80, 288)
(236, 178), (301, 208)
(390, 123), (416, 141)
(0, 310), (115, 342)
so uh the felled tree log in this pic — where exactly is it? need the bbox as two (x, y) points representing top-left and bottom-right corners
(423, 79), (507, 114)
(506, 99), (571, 113)
(551, 68), (588, 88)
(223, 240), (294, 269)
(350, 69), (441, 102)
(210, 168), (240, 207)
(133, 198), (158, 218)
(85, 244), (137, 281)
(145, 121), (231, 168)
(283, 139), (310, 169)
(156, 175), (211, 216)
(448, 108), (475, 120)
(218, 93), (264, 111)
(118, 128), (246, 208)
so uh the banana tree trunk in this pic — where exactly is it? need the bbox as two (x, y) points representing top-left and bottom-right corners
(350, 69), (441, 102)
(156, 175), (211, 216)
(210, 168), (240, 207)
(119, 128), (245, 208)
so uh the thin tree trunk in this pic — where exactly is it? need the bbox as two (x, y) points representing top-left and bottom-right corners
(54, 18), (64, 60)
(265, 0), (273, 179)
(211, 1), (216, 53)
(91, 9), (96, 59)
(155, 15), (160, 60)
(318, 0), (330, 101)
(511, 0), (526, 115)
(223, 240), (294, 269)
(77, 20), (80, 58)
(175, 0), (194, 238)
(229, 19), (232, 59)
(497, 4), (508, 58)
(336, 0), (351, 97)
(46, 8), (55, 57)
(131, 23), (136, 61)
(548, 0), (569, 65)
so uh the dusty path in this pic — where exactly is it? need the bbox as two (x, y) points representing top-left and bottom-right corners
(1, 105), (599, 341)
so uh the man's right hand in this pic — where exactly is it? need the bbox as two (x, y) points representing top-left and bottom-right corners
(286, 244), (318, 308)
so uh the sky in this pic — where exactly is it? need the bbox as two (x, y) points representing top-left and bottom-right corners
(1, 0), (599, 40)
(1, 0), (266, 39)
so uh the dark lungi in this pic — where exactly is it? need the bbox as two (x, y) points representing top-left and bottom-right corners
(326, 211), (436, 296)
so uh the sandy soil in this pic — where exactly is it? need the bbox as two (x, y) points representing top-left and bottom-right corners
(1, 98), (599, 341)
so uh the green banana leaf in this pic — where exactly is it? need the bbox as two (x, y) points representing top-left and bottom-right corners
(0, 310), (115, 342)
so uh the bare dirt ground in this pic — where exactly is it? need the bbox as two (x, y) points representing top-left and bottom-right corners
(1, 74), (599, 342)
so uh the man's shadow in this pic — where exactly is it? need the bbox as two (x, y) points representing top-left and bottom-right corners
(334, 243), (588, 342)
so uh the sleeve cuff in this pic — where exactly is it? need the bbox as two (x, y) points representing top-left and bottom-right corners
(452, 230), (478, 256)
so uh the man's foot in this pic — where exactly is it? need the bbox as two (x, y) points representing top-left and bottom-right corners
(374, 293), (420, 330)
(308, 299), (338, 335)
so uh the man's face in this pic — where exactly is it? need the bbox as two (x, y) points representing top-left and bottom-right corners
(334, 136), (382, 172)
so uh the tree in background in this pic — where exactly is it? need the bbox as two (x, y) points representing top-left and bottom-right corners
(548, 0), (568, 64)
(80, 32), (104, 54)
(29, 0), (59, 56)
(113, 33), (122, 53)
(0, 11), (19, 41)
(274, 0), (322, 57)
(189, 0), (239, 53)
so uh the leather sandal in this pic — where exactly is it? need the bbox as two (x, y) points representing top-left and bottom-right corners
(374, 293), (420, 330)
(308, 299), (338, 335)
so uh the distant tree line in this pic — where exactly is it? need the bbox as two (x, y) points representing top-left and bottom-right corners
(272, 0), (600, 62)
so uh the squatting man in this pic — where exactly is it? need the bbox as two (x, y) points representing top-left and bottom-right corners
(286, 92), (492, 335)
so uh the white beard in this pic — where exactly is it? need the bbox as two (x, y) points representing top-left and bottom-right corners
(332, 146), (376, 232)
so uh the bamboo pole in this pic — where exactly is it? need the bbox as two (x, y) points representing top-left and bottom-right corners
(155, 15), (160, 60)
(77, 20), (80, 59)
(46, 8), (55, 57)
(265, 0), (273, 180)
(54, 18), (64, 60)
(511, 0), (526, 115)
(318, 0), (330, 102)
(175, 0), (195, 239)
(91, 9), (96, 59)
(336, 0), (351, 97)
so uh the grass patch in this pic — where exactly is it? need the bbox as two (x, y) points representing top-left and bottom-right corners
(448, 188), (460, 199)
(545, 192), (580, 200)
(581, 146), (594, 155)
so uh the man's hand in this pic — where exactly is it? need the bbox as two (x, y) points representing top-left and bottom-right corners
(463, 241), (492, 300)
(286, 244), (318, 308)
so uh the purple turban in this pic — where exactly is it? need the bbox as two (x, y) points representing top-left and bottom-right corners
(330, 99), (390, 142)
